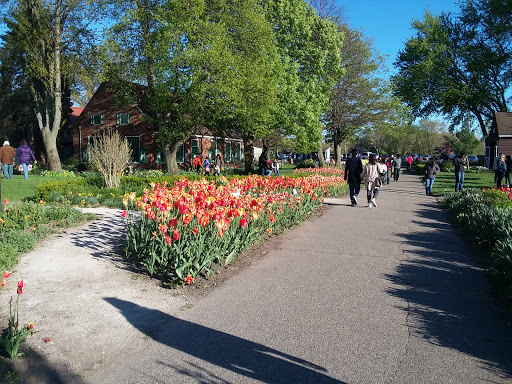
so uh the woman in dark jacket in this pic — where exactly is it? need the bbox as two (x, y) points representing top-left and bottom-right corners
(17, 140), (36, 179)
(496, 153), (507, 188)
(505, 155), (512, 188)
(424, 158), (440, 195)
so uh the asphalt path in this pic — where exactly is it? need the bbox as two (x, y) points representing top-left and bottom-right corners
(91, 171), (512, 384)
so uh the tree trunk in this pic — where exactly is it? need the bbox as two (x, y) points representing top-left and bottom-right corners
(164, 139), (182, 175)
(317, 144), (326, 168)
(41, 128), (61, 171)
(262, 137), (270, 160)
(243, 134), (255, 174)
(334, 129), (342, 167)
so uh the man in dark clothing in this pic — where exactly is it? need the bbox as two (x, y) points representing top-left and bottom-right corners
(453, 152), (467, 192)
(344, 149), (363, 206)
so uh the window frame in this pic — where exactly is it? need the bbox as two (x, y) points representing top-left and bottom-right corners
(116, 113), (131, 125)
(126, 136), (141, 163)
(89, 114), (104, 125)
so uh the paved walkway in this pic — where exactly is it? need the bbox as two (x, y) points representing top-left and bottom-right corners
(4, 171), (512, 383)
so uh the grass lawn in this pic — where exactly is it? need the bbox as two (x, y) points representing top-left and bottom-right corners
(427, 170), (496, 195)
(0, 174), (74, 203)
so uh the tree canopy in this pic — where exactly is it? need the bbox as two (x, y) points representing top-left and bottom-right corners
(393, 1), (512, 137)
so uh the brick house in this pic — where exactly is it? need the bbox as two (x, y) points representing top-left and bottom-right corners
(71, 83), (244, 168)
(485, 112), (512, 168)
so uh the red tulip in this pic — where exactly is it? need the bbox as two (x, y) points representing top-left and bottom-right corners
(184, 274), (194, 285)
(17, 279), (24, 295)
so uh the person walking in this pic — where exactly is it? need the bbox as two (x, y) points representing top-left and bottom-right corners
(407, 155), (413, 172)
(453, 152), (467, 192)
(505, 155), (512, 188)
(424, 158), (440, 195)
(385, 157), (391, 184)
(17, 140), (36, 179)
(361, 154), (386, 208)
(204, 157), (211, 176)
(259, 155), (266, 176)
(0, 140), (16, 179)
(344, 149), (363, 206)
(214, 154), (222, 176)
(273, 158), (280, 176)
(192, 155), (202, 174)
(393, 154), (402, 181)
(496, 153), (507, 189)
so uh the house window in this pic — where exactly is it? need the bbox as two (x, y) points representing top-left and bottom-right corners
(191, 139), (199, 157)
(208, 139), (216, 159)
(225, 141), (232, 162)
(83, 136), (100, 161)
(157, 148), (166, 164)
(235, 142), (242, 161)
(90, 114), (103, 125)
(126, 136), (140, 163)
(175, 143), (188, 163)
(116, 113), (131, 125)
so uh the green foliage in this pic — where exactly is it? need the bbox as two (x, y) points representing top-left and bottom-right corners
(296, 159), (316, 169)
(34, 177), (102, 201)
(446, 124), (482, 157)
(0, 202), (95, 271)
(0, 296), (33, 360)
(393, 3), (512, 136)
(39, 170), (77, 178)
(442, 189), (512, 304)
(439, 162), (455, 173)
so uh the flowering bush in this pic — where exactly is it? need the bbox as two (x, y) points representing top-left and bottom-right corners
(124, 175), (346, 283)
(0, 274), (35, 359)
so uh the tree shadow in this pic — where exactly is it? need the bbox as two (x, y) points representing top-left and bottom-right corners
(66, 210), (139, 272)
(384, 204), (512, 379)
(105, 297), (346, 384)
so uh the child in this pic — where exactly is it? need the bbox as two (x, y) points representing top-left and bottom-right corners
(204, 157), (210, 176)
(273, 158), (280, 176)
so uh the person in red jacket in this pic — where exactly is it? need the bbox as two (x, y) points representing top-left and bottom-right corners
(407, 155), (413, 172)
(192, 155), (202, 174)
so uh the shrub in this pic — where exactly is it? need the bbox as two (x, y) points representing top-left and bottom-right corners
(296, 159), (316, 169)
(440, 162), (454, 172)
(467, 166), (490, 173)
(34, 177), (102, 201)
(442, 190), (512, 301)
(89, 128), (132, 188)
(62, 157), (79, 172)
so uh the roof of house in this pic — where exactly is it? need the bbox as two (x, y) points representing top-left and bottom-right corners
(495, 112), (512, 136)
(70, 107), (84, 117)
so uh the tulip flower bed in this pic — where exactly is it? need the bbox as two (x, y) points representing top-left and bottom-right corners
(123, 175), (347, 283)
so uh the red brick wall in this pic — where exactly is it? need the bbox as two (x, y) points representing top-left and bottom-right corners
(72, 83), (245, 169)
(71, 83), (157, 168)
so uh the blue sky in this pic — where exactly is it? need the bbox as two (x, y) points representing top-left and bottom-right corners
(337, 0), (461, 77)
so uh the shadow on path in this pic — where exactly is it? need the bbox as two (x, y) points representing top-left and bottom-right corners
(385, 200), (512, 379)
(105, 297), (346, 384)
(65, 211), (139, 272)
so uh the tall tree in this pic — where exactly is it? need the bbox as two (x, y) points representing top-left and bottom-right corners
(261, 0), (344, 165)
(1, 0), (109, 170)
(104, 0), (279, 174)
(325, 24), (389, 166)
(393, 4), (512, 137)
